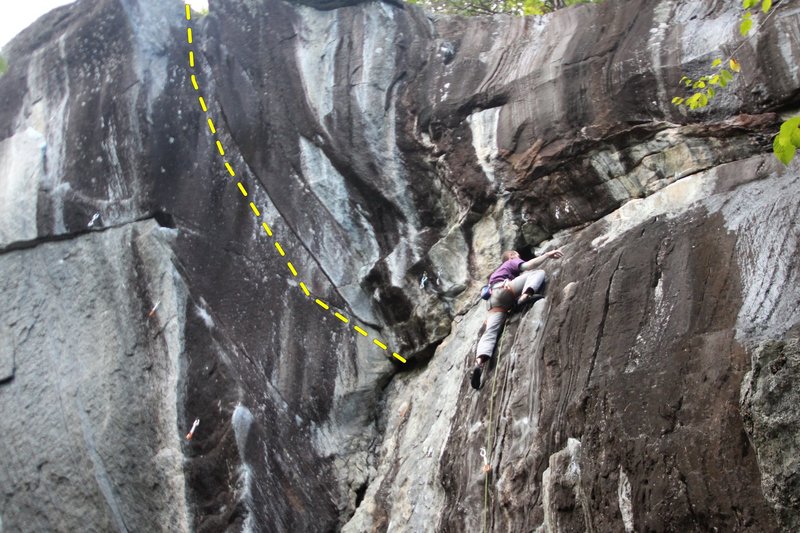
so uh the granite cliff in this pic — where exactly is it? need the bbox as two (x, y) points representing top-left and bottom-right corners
(0, 0), (798, 531)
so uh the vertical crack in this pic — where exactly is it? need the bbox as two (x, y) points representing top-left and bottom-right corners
(586, 252), (623, 387)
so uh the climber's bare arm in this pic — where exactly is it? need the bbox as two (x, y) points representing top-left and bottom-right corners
(520, 249), (563, 271)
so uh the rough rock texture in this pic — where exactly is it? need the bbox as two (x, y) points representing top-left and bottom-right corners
(0, 221), (189, 532)
(1, 0), (799, 531)
(741, 340), (800, 532)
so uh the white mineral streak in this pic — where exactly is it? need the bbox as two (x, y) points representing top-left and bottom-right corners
(47, 37), (72, 234)
(675, 2), (740, 65)
(708, 159), (800, 343)
(298, 137), (380, 285)
(118, 0), (171, 115)
(618, 467), (634, 532)
(351, 3), (422, 285)
(646, 2), (672, 109)
(295, 8), (337, 122)
(295, 4), (420, 289)
(468, 107), (501, 183)
(591, 169), (716, 249)
(194, 303), (214, 329)
(232, 404), (256, 531)
(0, 128), (43, 247)
(774, 7), (800, 81)
(237, 463), (255, 533)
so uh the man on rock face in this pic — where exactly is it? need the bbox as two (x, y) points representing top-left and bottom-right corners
(471, 248), (564, 389)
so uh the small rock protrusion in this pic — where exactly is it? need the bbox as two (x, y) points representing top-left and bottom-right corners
(562, 281), (578, 300)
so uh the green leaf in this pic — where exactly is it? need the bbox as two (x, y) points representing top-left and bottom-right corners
(774, 134), (796, 165)
(687, 93), (709, 110)
(740, 17), (753, 36)
(779, 116), (800, 136)
(711, 58), (722, 68)
(0, 55), (6, 75)
(721, 69), (734, 83)
(791, 127), (800, 148)
(680, 75), (690, 84)
(671, 96), (684, 105)
(762, 0), (772, 12)
(742, 0), (756, 7)
(693, 80), (707, 89)
(707, 87), (716, 99)
(710, 75), (721, 85)
(730, 59), (741, 73)
(685, 78), (693, 87)
(777, 117), (800, 147)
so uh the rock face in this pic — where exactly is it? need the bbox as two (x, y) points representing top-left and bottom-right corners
(741, 340), (800, 532)
(0, 0), (798, 531)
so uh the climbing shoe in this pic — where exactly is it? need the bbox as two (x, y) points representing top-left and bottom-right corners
(470, 365), (482, 390)
(517, 292), (544, 309)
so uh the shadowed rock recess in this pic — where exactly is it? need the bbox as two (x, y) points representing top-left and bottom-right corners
(0, 0), (798, 530)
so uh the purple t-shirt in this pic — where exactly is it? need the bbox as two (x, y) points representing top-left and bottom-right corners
(488, 258), (524, 286)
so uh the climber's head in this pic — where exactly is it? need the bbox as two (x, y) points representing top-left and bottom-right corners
(501, 250), (520, 262)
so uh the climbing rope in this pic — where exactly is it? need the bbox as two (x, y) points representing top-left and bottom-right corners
(481, 318), (512, 533)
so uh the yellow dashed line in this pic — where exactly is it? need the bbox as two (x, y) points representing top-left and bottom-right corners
(182, 4), (406, 364)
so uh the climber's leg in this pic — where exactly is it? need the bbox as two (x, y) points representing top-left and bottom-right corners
(472, 309), (507, 389)
(515, 269), (546, 306)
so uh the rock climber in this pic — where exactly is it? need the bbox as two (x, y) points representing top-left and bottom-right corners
(471, 248), (564, 389)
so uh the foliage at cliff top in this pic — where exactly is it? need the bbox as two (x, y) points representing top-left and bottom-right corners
(0, 55), (7, 76)
(406, 0), (599, 16)
(671, 0), (798, 165)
